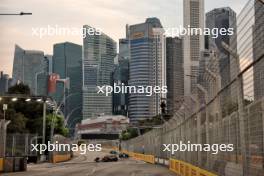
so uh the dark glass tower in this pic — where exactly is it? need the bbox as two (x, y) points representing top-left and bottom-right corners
(166, 37), (184, 115)
(52, 42), (82, 130)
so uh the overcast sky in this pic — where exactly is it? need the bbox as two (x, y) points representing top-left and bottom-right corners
(0, 0), (248, 75)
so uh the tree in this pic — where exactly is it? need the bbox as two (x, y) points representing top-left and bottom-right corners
(1, 84), (69, 139)
(46, 114), (69, 140)
(5, 110), (28, 133)
(120, 128), (139, 140)
(8, 83), (30, 95)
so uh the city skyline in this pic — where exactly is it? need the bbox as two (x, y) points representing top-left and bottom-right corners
(0, 0), (248, 75)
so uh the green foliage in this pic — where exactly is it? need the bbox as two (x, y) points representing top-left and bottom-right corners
(120, 128), (139, 140)
(5, 110), (28, 133)
(46, 114), (69, 138)
(1, 84), (69, 139)
(8, 83), (30, 95)
(139, 114), (170, 126)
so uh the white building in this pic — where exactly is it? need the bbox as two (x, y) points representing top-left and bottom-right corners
(76, 115), (129, 139)
(183, 0), (205, 95)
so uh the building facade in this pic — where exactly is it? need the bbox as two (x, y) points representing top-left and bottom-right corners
(206, 7), (237, 89)
(52, 42), (82, 128)
(0, 72), (10, 94)
(166, 37), (184, 115)
(112, 57), (129, 116)
(206, 7), (237, 109)
(12, 45), (45, 94)
(253, 0), (264, 100)
(234, 0), (264, 102)
(76, 115), (129, 140)
(183, 0), (205, 95)
(128, 18), (166, 122)
(36, 55), (51, 96)
(82, 25), (116, 120)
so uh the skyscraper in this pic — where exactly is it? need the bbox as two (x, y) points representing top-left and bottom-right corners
(166, 37), (184, 115)
(206, 7), (237, 88)
(36, 55), (51, 96)
(12, 45), (45, 94)
(234, 0), (264, 102)
(119, 38), (129, 60)
(0, 71), (10, 94)
(128, 17), (166, 122)
(82, 25), (116, 119)
(253, 0), (264, 100)
(112, 36), (130, 116)
(206, 7), (237, 108)
(52, 42), (82, 128)
(112, 57), (129, 116)
(183, 0), (204, 95)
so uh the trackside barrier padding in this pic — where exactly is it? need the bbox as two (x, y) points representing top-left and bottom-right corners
(52, 154), (71, 163)
(133, 153), (155, 164)
(0, 158), (3, 172)
(169, 159), (218, 176)
(121, 150), (155, 164)
(121, 150), (216, 175)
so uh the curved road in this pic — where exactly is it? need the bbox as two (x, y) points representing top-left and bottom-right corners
(4, 150), (175, 176)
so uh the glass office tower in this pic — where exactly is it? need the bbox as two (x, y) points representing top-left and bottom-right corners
(128, 18), (166, 122)
(82, 25), (116, 119)
(52, 42), (82, 128)
(12, 44), (45, 94)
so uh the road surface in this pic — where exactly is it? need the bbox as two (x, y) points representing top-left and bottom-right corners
(4, 150), (175, 176)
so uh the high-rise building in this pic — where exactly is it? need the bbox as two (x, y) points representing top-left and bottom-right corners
(0, 71), (10, 94)
(36, 55), (51, 96)
(206, 7), (237, 108)
(52, 42), (82, 128)
(166, 37), (184, 115)
(206, 7), (237, 88)
(253, 0), (264, 100)
(83, 25), (116, 120)
(128, 17), (166, 122)
(112, 56), (129, 116)
(234, 0), (264, 102)
(12, 45), (45, 94)
(112, 36), (130, 116)
(119, 38), (129, 60)
(183, 0), (205, 95)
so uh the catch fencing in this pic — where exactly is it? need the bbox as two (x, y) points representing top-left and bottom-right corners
(122, 2), (264, 174)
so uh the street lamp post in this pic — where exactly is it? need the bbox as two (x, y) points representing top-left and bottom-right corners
(42, 100), (46, 144)
(64, 106), (82, 126)
(0, 12), (32, 16)
(3, 104), (7, 120)
(1, 103), (10, 161)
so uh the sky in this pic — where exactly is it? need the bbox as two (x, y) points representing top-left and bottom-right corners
(0, 0), (248, 76)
